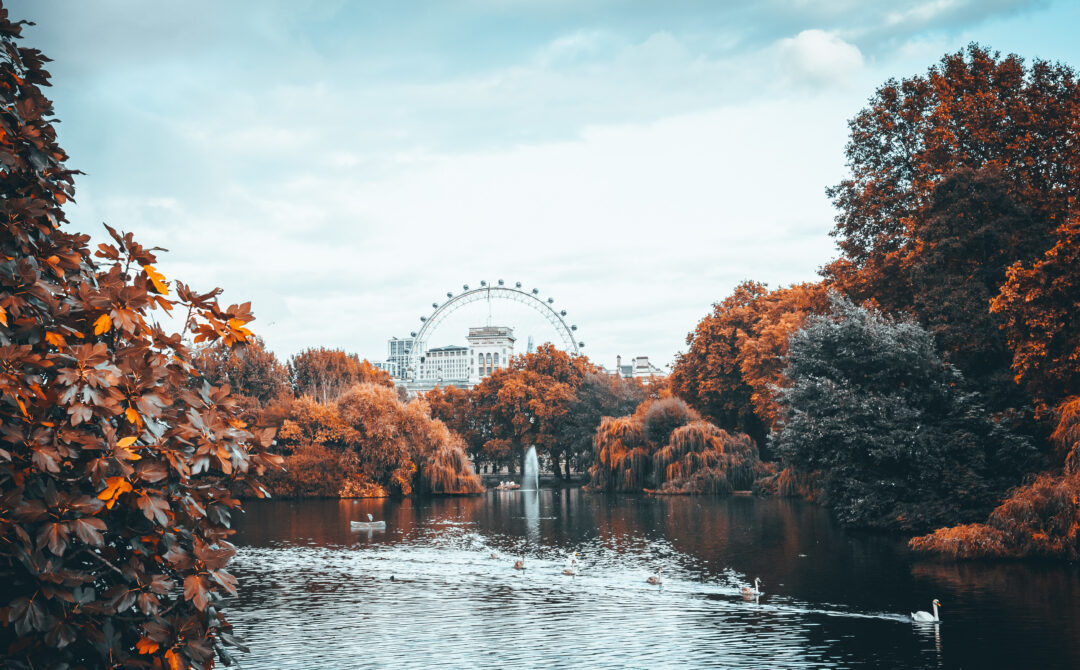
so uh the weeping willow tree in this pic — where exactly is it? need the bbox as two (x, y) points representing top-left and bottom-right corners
(589, 398), (767, 494)
(653, 421), (769, 494)
(417, 424), (486, 495)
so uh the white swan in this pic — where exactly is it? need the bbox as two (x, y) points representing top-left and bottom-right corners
(647, 568), (662, 585)
(741, 577), (762, 600)
(490, 552), (499, 559)
(562, 552), (578, 576)
(911, 599), (941, 622)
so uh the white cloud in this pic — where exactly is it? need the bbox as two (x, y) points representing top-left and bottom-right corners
(777, 29), (865, 87)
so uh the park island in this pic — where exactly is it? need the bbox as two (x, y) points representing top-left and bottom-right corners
(2, 2), (1080, 669)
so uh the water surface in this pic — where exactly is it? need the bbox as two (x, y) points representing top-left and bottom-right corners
(228, 491), (1080, 668)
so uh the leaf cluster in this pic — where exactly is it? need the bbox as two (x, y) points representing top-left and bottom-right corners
(0, 9), (278, 667)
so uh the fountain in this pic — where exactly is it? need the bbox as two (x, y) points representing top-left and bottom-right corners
(522, 445), (539, 491)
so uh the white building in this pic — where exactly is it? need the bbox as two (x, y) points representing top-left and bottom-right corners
(609, 355), (665, 379)
(418, 344), (469, 382)
(385, 337), (413, 379)
(467, 325), (515, 385)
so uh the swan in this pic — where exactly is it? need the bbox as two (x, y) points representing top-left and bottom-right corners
(741, 577), (762, 600)
(513, 558), (526, 570)
(562, 552), (578, 576)
(647, 568), (662, 585)
(490, 552), (499, 559)
(911, 599), (941, 622)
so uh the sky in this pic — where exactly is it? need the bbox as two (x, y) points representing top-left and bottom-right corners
(7, 0), (1080, 373)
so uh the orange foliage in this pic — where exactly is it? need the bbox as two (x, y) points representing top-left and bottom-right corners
(269, 383), (481, 497)
(288, 347), (393, 403)
(826, 46), (1080, 311)
(910, 473), (1080, 560)
(588, 398), (765, 494)
(991, 219), (1080, 414)
(670, 280), (828, 446)
(0, 11), (275, 666)
(911, 397), (1080, 560)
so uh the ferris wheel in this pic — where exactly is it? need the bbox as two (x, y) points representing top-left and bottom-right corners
(406, 280), (583, 381)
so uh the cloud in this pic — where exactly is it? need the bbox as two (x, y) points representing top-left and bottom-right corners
(777, 29), (864, 87)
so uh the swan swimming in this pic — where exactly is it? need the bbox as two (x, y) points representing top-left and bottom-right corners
(912, 599), (941, 622)
(562, 552), (578, 576)
(741, 577), (762, 600)
(647, 568), (662, 585)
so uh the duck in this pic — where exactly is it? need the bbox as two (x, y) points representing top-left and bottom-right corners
(562, 552), (578, 576)
(741, 577), (762, 600)
(489, 552), (499, 559)
(513, 558), (526, 570)
(646, 567), (663, 585)
(911, 599), (941, 622)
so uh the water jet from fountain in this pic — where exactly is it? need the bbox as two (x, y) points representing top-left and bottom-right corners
(522, 445), (539, 491)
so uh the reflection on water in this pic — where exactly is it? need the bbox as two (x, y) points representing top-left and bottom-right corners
(228, 491), (1080, 669)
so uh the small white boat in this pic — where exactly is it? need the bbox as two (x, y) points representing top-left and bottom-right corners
(350, 514), (386, 531)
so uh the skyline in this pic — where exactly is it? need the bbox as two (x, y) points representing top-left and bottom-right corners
(8, 0), (1080, 369)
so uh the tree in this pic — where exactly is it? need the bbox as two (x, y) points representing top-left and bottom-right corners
(670, 281), (828, 451)
(588, 396), (766, 494)
(271, 384), (482, 497)
(471, 344), (597, 477)
(670, 281), (768, 444)
(905, 166), (1043, 410)
(990, 218), (1080, 413)
(772, 294), (1036, 532)
(825, 44), (1079, 310)
(288, 347), (392, 403)
(192, 336), (290, 423)
(0, 10), (278, 668)
(554, 372), (647, 474)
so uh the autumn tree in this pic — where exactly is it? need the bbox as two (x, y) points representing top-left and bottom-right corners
(990, 218), (1080, 413)
(670, 281), (827, 452)
(905, 166), (1046, 408)
(471, 344), (597, 477)
(192, 336), (290, 424)
(554, 372), (647, 474)
(288, 347), (392, 403)
(825, 44), (1080, 311)
(425, 384), (489, 466)
(270, 384), (482, 497)
(588, 396), (766, 494)
(0, 9), (278, 668)
(670, 281), (767, 444)
(772, 294), (1035, 532)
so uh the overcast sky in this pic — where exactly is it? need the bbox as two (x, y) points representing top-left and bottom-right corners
(8, 0), (1079, 371)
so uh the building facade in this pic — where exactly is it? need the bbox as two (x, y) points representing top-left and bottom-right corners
(467, 326), (515, 385)
(385, 337), (413, 379)
(418, 344), (469, 382)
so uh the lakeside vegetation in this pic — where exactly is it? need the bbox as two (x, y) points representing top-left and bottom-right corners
(2, 2), (1080, 666)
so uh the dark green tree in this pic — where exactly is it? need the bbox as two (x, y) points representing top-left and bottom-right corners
(772, 294), (1036, 531)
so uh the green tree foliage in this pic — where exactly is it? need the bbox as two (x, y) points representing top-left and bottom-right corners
(772, 294), (1036, 532)
(0, 10), (278, 667)
(907, 166), (1044, 410)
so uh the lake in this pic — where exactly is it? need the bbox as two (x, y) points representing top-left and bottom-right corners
(227, 491), (1080, 669)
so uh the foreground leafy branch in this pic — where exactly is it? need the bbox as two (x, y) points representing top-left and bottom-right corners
(0, 7), (280, 668)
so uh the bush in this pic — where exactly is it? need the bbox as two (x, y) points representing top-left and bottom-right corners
(772, 293), (1036, 532)
(588, 400), (764, 494)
